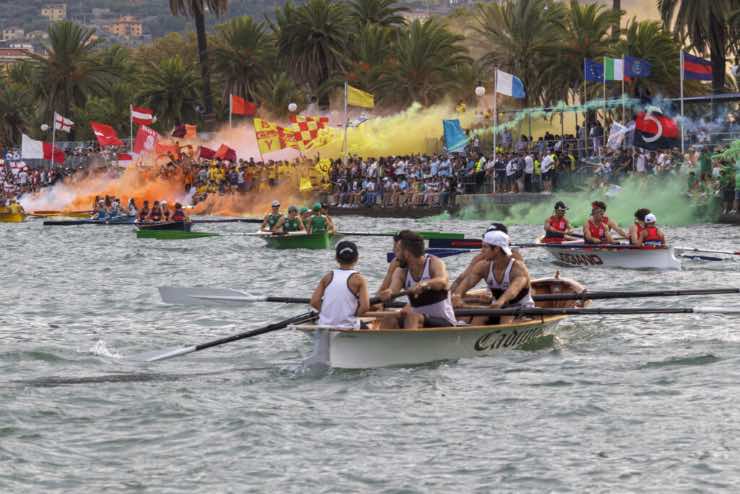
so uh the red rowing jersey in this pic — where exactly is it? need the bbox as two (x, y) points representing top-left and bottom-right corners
(548, 215), (568, 233)
(586, 219), (606, 242)
(643, 225), (662, 243)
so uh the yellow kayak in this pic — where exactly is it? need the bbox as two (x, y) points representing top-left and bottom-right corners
(0, 212), (27, 223)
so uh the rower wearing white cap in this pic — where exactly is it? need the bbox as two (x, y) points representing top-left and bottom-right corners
(261, 200), (283, 232)
(453, 230), (534, 325)
(450, 223), (523, 293)
(637, 213), (666, 247)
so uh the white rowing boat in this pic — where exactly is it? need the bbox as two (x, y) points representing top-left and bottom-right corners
(292, 276), (588, 369)
(535, 236), (681, 270)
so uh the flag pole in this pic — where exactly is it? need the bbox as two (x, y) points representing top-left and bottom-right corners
(603, 56), (607, 149)
(621, 55), (626, 123)
(229, 95), (233, 129)
(51, 115), (56, 168)
(492, 67), (497, 194)
(584, 66), (589, 157)
(342, 81), (349, 166)
(680, 50), (685, 155)
(129, 105), (134, 153)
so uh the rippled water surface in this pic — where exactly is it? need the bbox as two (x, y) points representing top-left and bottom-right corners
(2, 217), (740, 492)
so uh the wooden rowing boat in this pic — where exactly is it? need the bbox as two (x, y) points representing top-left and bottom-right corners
(136, 230), (214, 240)
(29, 210), (93, 218)
(535, 236), (681, 270)
(136, 221), (192, 232)
(43, 216), (137, 226)
(258, 231), (338, 249)
(293, 276), (587, 369)
(0, 212), (26, 223)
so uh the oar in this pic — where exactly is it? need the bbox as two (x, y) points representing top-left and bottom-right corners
(452, 306), (740, 317)
(341, 231), (465, 240)
(530, 287), (740, 301)
(133, 292), (406, 363)
(676, 246), (740, 256)
(159, 287), (408, 307)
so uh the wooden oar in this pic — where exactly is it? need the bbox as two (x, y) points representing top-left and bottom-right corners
(341, 231), (465, 240)
(133, 292), (406, 363)
(676, 246), (740, 256)
(453, 306), (740, 317)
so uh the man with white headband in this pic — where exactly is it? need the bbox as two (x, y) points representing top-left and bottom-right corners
(637, 213), (666, 247)
(453, 230), (534, 325)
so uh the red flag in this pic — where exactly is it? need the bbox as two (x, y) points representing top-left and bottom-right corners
(635, 111), (679, 150)
(45, 143), (65, 164)
(198, 146), (216, 159)
(90, 122), (124, 147)
(172, 124), (198, 139)
(156, 141), (180, 159)
(133, 125), (160, 154)
(131, 106), (155, 125)
(230, 95), (257, 116)
(215, 144), (237, 162)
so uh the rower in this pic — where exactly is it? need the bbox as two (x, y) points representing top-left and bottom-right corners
(306, 203), (335, 235)
(320, 202), (336, 232)
(638, 213), (666, 247)
(628, 208), (651, 245)
(543, 201), (574, 243)
(109, 199), (121, 218)
(300, 207), (311, 225)
(450, 223), (523, 293)
(452, 230), (534, 325)
(261, 200), (282, 232)
(584, 201), (615, 244)
(161, 200), (171, 221)
(379, 230), (457, 329)
(310, 241), (370, 329)
(127, 198), (138, 217)
(274, 205), (305, 233)
(590, 200), (626, 239)
(138, 200), (150, 223)
(7, 198), (24, 215)
(172, 202), (188, 222)
(149, 201), (163, 222)
(94, 199), (107, 220)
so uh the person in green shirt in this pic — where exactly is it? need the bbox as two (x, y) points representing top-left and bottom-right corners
(260, 200), (282, 232)
(307, 203), (335, 234)
(273, 205), (305, 233)
(734, 159), (740, 214)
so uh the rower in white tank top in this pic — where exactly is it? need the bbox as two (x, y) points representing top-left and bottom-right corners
(486, 258), (535, 308)
(318, 269), (360, 329)
(404, 255), (458, 326)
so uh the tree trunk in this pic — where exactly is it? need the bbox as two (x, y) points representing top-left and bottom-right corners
(612, 0), (621, 40)
(193, 7), (214, 119)
(710, 39), (726, 95)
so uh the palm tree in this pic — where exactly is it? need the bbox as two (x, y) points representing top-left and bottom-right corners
(658, 0), (737, 94)
(272, 0), (352, 98)
(378, 19), (471, 106)
(0, 75), (31, 147)
(30, 21), (118, 119)
(472, 0), (566, 105)
(342, 24), (393, 94)
(348, 0), (408, 28)
(169, 0), (228, 119)
(137, 56), (201, 130)
(255, 72), (304, 118)
(211, 16), (276, 103)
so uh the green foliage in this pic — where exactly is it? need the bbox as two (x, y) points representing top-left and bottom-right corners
(137, 56), (202, 130)
(255, 72), (304, 118)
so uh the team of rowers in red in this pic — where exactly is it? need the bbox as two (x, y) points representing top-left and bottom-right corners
(542, 200), (666, 247)
(89, 195), (188, 223)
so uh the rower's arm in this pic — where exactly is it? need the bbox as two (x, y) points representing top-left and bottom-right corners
(493, 262), (529, 307)
(272, 216), (285, 232)
(260, 214), (270, 231)
(387, 267), (405, 295)
(325, 215), (336, 233)
(378, 259), (400, 293)
(424, 256), (449, 291)
(297, 217), (306, 231)
(604, 230), (615, 244)
(628, 225), (639, 245)
(450, 252), (485, 292)
(351, 274), (370, 316)
(543, 218), (552, 233)
(610, 219), (627, 238)
(310, 273), (331, 311)
(452, 261), (486, 298)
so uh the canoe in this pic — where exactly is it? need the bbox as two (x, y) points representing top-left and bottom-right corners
(0, 212), (26, 223)
(30, 210), (93, 218)
(259, 231), (337, 250)
(535, 236), (681, 270)
(136, 221), (192, 232)
(43, 216), (137, 226)
(293, 276), (587, 369)
(136, 230), (215, 240)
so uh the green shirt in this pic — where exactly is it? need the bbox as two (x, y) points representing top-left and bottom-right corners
(309, 215), (327, 233)
(267, 213), (282, 229)
(284, 217), (301, 232)
(699, 152), (712, 177)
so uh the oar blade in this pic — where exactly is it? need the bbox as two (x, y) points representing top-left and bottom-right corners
(159, 287), (258, 305)
(130, 345), (198, 363)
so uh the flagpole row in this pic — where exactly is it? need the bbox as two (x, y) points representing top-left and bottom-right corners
(51, 115), (56, 168)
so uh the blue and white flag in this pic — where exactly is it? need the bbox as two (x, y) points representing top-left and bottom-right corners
(583, 58), (604, 82)
(443, 119), (468, 153)
(624, 56), (652, 78)
(496, 69), (526, 99)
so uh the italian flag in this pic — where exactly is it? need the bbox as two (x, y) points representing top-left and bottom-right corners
(604, 58), (624, 81)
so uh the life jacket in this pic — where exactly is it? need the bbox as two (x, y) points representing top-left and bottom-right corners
(643, 225), (663, 245)
(267, 213), (282, 229)
(586, 219), (606, 243)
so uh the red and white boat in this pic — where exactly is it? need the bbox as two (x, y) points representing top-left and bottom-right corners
(535, 236), (682, 270)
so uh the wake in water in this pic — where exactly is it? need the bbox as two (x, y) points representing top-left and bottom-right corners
(88, 340), (123, 359)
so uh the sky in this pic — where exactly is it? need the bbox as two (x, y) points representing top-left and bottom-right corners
(596, 0), (661, 20)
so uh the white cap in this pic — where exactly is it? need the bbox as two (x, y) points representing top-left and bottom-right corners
(482, 230), (512, 256)
(271, 200), (280, 207)
(645, 213), (656, 224)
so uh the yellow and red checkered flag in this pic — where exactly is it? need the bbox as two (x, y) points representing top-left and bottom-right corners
(287, 115), (330, 149)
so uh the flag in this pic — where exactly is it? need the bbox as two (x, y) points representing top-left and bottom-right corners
(495, 69), (525, 99)
(131, 106), (155, 126)
(607, 121), (634, 150)
(604, 58), (624, 81)
(299, 177), (313, 192)
(90, 122), (124, 147)
(21, 134), (65, 163)
(53, 112), (74, 133)
(117, 153), (134, 166)
(624, 56), (652, 78)
(584, 59), (604, 82)
(254, 118), (286, 154)
(155, 141), (180, 158)
(198, 146), (217, 160)
(347, 85), (374, 108)
(215, 144), (237, 162)
(443, 119), (468, 153)
(133, 125), (160, 154)
(172, 124), (197, 139)
(683, 52), (713, 81)
(634, 110), (679, 150)
(287, 115), (330, 149)
(230, 95), (257, 116)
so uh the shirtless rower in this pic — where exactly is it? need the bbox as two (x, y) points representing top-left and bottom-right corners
(450, 223), (523, 293)
(273, 205), (305, 233)
(378, 231), (457, 329)
(452, 230), (534, 325)
(260, 200), (282, 232)
(543, 201), (575, 243)
(310, 241), (370, 329)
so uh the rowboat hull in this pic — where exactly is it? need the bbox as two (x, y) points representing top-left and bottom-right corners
(136, 230), (214, 240)
(294, 276), (586, 369)
(536, 237), (681, 270)
(0, 212), (26, 223)
(30, 210), (93, 218)
(136, 221), (192, 232)
(260, 231), (336, 249)
(43, 216), (136, 226)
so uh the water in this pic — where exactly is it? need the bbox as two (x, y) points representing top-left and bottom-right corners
(2, 218), (740, 492)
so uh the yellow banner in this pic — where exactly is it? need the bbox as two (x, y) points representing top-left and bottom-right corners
(299, 177), (313, 192)
(347, 85), (374, 109)
(253, 118), (284, 154)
